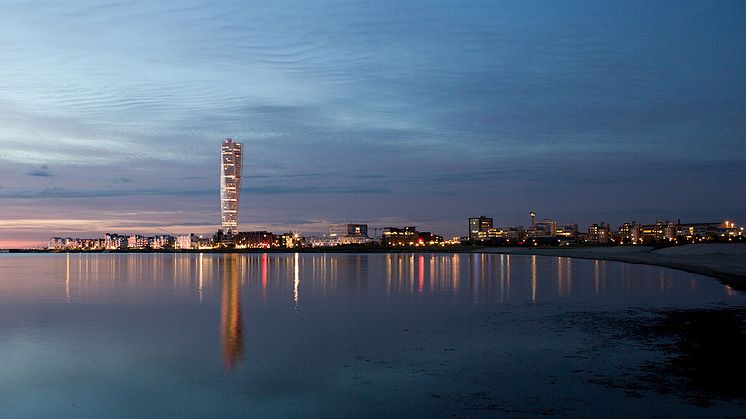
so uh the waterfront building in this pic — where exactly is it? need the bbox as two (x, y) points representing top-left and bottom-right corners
(176, 234), (199, 250)
(338, 236), (368, 245)
(104, 233), (128, 250)
(677, 220), (743, 240)
(309, 236), (339, 247)
(639, 220), (676, 242)
(506, 226), (526, 241)
(127, 235), (149, 249)
(329, 223), (368, 238)
(325, 223), (370, 245)
(469, 216), (493, 241)
(48, 237), (67, 250)
(47, 237), (105, 251)
(382, 226), (419, 246)
(486, 227), (512, 239)
(677, 222), (719, 238)
(417, 231), (444, 246)
(150, 235), (175, 249)
(555, 224), (579, 238)
(527, 219), (557, 238)
(274, 232), (302, 248)
(619, 222), (642, 244)
(587, 223), (612, 244)
(234, 231), (274, 249)
(220, 139), (243, 235)
(464, 225), (525, 244)
(196, 236), (215, 250)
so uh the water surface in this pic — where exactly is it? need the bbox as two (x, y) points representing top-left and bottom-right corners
(0, 253), (743, 417)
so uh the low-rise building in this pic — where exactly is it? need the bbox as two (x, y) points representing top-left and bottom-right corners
(639, 220), (676, 242)
(105, 233), (128, 250)
(677, 220), (742, 240)
(417, 231), (444, 246)
(382, 226), (419, 246)
(234, 231), (274, 249)
(587, 223), (612, 244)
(555, 224), (579, 238)
(176, 234), (200, 250)
(150, 235), (175, 249)
(527, 219), (557, 238)
(274, 232), (302, 248)
(127, 235), (149, 249)
(619, 222), (642, 244)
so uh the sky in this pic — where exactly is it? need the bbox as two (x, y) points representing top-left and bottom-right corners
(1, 0), (745, 247)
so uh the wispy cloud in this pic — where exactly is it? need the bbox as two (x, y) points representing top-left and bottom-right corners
(0, 187), (213, 199)
(248, 185), (391, 195)
(27, 165), (54, 177)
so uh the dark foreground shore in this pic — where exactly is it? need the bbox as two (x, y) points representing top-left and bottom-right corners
(479, 243), (746, 291)
(559, 306), (746, 409)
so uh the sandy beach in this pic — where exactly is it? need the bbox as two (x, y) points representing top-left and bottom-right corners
(478, 243), (746, 291)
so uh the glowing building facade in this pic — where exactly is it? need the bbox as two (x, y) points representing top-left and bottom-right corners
(220, 139), (243, 235)
(468, 216), (493, 241)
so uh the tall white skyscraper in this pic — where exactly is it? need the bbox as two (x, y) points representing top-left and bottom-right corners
(220, 139), (243, 234)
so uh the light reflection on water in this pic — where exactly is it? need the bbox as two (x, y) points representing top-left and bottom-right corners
(220, 255), (242, 372)
(0, 252), (743, 418)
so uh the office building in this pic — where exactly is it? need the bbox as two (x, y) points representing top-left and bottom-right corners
(327, 223), (369, 245)
(329, 223), (368, 238)
(469, 216), (493, 241)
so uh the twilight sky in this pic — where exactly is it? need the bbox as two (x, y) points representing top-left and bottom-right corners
(1, 0), (745, 247)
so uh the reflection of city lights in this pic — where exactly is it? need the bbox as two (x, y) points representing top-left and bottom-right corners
(418, 255), (424, 294)
(531, 255), (537, 303)
(198, 253), (204, 302)
(65, 253), (71, 302)
(294, 253), (300, 307)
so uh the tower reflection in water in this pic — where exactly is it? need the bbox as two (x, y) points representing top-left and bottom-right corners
(220, 254), (243, 372)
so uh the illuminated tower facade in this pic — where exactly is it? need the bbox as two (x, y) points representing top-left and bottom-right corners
(220, 139), (243, 235)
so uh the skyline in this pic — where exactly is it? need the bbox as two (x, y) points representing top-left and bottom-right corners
(2, 1), (746, 247)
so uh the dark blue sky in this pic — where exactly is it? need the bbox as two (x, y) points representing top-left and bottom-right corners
(1, 0), (745, 246)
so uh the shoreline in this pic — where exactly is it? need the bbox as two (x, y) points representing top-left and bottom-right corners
(477, 244), (746, 291)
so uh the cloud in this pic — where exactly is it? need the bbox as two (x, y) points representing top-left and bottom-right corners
(27, 165), (54, 177)
(0, 182), (391, 200)
(248, 185), (391, 195)
(0, 187), (213, 199)
(112, 177), (134, 183)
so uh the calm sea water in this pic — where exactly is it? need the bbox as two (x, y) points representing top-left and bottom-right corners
(0, 253), (743, 418)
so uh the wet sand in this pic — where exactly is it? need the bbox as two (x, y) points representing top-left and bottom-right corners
(480, 243), (746, 291)
(558, 307), (746, 409)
